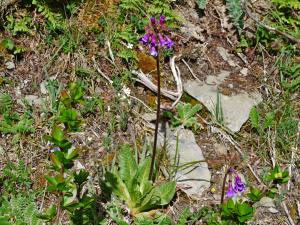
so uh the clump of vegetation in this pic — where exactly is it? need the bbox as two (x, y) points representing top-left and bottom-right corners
(0, 0), (298, 224)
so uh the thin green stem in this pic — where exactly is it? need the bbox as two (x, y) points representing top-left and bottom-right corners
(149, 49), (161, 182)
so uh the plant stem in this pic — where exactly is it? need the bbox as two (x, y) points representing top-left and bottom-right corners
(221, 168), (229, 204)
(149, 50), (161, 182)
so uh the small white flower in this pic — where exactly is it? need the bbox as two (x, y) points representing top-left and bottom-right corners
(122, 86), (131, 97)
(127, 43), (133, 49)
(107, 106), (111, 111)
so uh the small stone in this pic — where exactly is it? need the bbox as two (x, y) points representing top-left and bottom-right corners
(15, 87), (21, 97)
(142, 113), (156, 122)
(24, 95), (44, 107)
(5, 61), (15, 70)
(254, 197), (276, 208)
(40, 81), (48, 94)
(240, 68), (249, 76)
(217, 47), (237, 67)
(268, 207), (279, 214)
(228, 83), (234, 89)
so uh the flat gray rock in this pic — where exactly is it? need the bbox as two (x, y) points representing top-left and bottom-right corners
(184, 71), (263, 132)
(157, 126), (211, 199)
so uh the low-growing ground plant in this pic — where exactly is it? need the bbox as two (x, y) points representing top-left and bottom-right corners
(0, 161), (42, 225)
(105, 145), (176, 217)
(171, 102), (202, 131)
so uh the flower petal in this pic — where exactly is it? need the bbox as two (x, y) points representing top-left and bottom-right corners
(226, 182), (237, 198)
(165, 36), (174, 48)
(150, 17), (156, 25)
(150, 46), (158, 56)
(158, 34), (167, 47)
(140, 33), (150, 45)
(234, 175), (246, 193)
(159, 15), (166, 25)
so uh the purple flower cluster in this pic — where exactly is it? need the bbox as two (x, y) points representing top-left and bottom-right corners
(140, 16), (174, 57)
(225, 169), (246, 198)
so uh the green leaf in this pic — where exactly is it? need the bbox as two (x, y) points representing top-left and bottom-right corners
(0, 216), (12, 225)
(247, 187), (263, 202)
(155, 181), (176, 205)
(51, 126), (65, 142)
(65, 148), (79, 160)
(137, 157), (151, 194)
(74, 169), (89, 186)
(45, 175), (59, 186)
(249, 107), (259, 129)
(50, 153), (62, 170)
(197, 0), (207, 9)
(172, 103), (202, 130)
(118, 145), (138, 185)
(237, 202), (253, 216)
(263, 112), (275, 129)
(0, 93), (13, 114)
(1, 38), (15, 51)
(139, 188), (160, 212)
(177, 208), (191, 225)
(105, 171), (131, 203)
(37, 204), (57, 221)
(227, 198), (235, 210)
(237, 202), (254, 222)
(69, 82), (84, 101)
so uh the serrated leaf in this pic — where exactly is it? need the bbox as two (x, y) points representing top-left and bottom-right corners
(225, 0), (244, 34)
(74, 169), (89, 185)
(172, 103), (202, 129)
(105, 171), (131, 203)
(119, 145), (138, 185)
(155, 181), (176, 205)
(0, 93), (13, 114)
(263, 112), (275, 129)
(137, 157), (151, 194)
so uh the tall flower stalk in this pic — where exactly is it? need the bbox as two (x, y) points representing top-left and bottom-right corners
(140, 16), (174, 181)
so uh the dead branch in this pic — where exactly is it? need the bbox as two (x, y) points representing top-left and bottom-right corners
(132, 55), (183, 106)
(211, 126), (265, 186)
(243, 0), (300, 46)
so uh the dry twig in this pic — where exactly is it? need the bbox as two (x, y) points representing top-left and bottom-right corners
(182, 59), (202, 82)
(282, 201), (296, 225)
(132, 55), (183, 107)
(211, 126), (265, 185)
(92, 57), (113, 85)
(243, 0), (300, 46)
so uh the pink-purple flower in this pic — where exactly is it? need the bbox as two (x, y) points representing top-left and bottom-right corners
(234, 175), (246, 192)
(225, 169), (246, 199)
(140, 16), (174, 57)
(226, 180), (237, 198)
